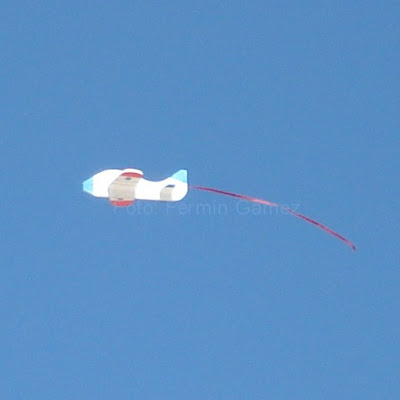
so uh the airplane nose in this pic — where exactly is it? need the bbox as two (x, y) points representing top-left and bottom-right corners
(82, 177), (93, 194)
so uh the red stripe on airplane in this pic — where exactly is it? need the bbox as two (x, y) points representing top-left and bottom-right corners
(110, 200), (133, 207)
(121, 172), (142, 178)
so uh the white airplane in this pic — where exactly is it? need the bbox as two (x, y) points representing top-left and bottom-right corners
(82, 168), (188, 207)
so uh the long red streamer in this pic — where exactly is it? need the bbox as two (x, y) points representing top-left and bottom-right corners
(190, 185), (356, 251)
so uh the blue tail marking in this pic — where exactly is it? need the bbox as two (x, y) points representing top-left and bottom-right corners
(171, 169), (188, 183)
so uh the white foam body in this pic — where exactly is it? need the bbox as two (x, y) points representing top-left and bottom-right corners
(86, 168), (188, 202)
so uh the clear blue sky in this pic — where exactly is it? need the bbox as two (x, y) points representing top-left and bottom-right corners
(1, 1), (399, 399)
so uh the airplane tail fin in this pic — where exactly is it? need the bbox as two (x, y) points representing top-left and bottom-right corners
(171, 169), (188, 183)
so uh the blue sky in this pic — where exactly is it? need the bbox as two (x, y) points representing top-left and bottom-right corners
(1, 1), (399, 398)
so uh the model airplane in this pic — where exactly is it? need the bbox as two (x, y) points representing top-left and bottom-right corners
(82, 168), (188, 207)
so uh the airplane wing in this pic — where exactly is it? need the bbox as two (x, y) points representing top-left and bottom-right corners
(108, 170), (143, 206)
